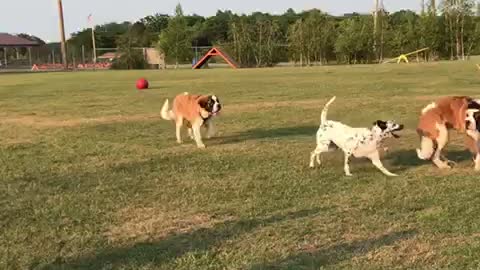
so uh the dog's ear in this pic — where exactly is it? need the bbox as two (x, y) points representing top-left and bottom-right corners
(197, 96), (209, 109)
(474, 112), (480, 131)
(374, 120), (388, 130)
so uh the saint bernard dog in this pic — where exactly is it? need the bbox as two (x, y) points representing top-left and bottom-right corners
(161, 92), (222, 148)
(416, 96), (480, 170)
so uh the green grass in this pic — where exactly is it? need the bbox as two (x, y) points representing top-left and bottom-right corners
(2, 62), (480, 269)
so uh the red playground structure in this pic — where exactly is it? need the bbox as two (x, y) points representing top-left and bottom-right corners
(192, 47), (239, 69)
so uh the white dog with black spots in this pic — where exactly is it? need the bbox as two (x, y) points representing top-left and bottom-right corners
(309, 96), (404, 176)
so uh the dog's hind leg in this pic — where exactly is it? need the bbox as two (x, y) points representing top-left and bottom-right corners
(432, 123), (451, 169)
(369, 151), (398, 177)
(416, 136), (435, 160)
(344, 153), (353, 176)
(309, 141), (330, 168)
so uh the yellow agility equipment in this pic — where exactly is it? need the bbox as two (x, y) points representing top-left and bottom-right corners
(383, 47), (430, 64)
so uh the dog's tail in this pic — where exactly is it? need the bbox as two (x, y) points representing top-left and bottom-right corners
(320, 96), (336, 125)
(160, 99), (175, 121)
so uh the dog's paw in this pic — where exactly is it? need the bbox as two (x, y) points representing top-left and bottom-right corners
(345, 173), (353, 177)
(435, 162), (451, 169)
(446, 160), (457, 167)
(197, 143), (206, 149)
(177, 140), (183, 144)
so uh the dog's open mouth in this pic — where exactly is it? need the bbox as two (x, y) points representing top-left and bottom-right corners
(211, 108), (221, 116)
(390, 125), (404, 138)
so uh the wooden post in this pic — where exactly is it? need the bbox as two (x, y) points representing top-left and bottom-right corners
(91, 27), (97, 63)
(373, 0), (379, 61)
(72, 49), (76, 69)
(81, 45), (85, 64)
(57, 0), (68, 69)
(3, 47), (7, 67)
(28, 47), (32, 66)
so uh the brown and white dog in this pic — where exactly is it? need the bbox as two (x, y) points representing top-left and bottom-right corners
(416, 96), (480, 169)
(161, 92), (222, 148)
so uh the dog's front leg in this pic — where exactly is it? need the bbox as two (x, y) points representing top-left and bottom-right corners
(465, 130), (480, 170)
(474, 154), (480, 171)
(368, 151), (398, 177)
(176, 117), (184, 144)
(344, 153), (353, 176)
(187, 128), (194, 140)
(192, 119), (206, 148)
(205, 120), (216, 139)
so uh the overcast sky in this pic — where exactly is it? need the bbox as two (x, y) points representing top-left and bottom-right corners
(2, 0), (421, 42)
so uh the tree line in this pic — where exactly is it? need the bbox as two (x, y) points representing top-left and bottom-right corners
(17, 0), (480, 68)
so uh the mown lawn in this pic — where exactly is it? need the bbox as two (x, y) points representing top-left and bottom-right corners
(2, 62), (480, 269)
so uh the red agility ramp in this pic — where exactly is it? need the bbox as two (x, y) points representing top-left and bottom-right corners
(192, 47), (239, 69)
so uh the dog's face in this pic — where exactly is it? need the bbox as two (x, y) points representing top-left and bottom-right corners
(466, 109), (480, 132)
(373, 120), (404, 138)
(199, 95), (222, 116)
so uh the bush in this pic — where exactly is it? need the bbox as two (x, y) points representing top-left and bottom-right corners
(111, 50), (147, 70)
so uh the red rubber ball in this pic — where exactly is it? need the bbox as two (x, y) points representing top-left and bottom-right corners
(136, 78), (149, 90)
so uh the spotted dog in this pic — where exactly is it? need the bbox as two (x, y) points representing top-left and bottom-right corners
(309, 97), (404, 176)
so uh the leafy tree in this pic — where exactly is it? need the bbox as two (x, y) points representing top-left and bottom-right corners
(335, 16), (374, 64)
(387, 10), (421, 56)
(441, 0), (475, 59)
(287, 19), (306, 65)
(112, 36), (147, 69)
(140, 13), (169, 34)
(157, 4), (193, 67)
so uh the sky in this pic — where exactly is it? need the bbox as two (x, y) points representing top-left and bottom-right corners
(1, 0), (420, 42)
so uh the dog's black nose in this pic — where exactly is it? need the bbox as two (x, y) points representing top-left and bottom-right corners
(399, 124), (404, 129)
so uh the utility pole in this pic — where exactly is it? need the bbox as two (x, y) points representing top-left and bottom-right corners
(421, 0), (425, 15)
(373, 0), (379, 62)
(88, 14), (97, 63)
(57, 0), (68, 69)
(431, 0), (436, 15)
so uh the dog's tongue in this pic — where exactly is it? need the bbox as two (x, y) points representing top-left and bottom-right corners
(392, 133), (400, 138)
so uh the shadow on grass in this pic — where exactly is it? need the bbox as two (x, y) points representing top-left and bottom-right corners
(40, 208), (320, 270)
(386, 149), (474, 170)
(213, 125), (317, 145)
(250, 229), (417, 269)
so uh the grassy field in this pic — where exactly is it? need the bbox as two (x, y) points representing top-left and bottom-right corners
(2, 62), (480, 269)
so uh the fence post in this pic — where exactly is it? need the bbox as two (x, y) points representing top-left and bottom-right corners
(82, 45), (86, 64)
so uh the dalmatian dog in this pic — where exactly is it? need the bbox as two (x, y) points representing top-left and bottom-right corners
(309, 96), (404, 176)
